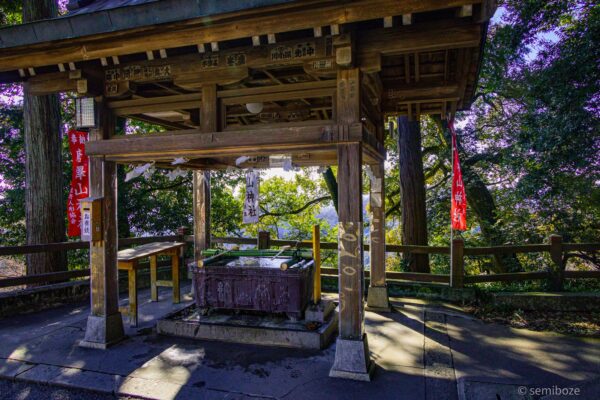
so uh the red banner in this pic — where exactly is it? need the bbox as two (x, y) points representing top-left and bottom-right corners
(449, 120), (467, 231)
(67, 130), (90, 237)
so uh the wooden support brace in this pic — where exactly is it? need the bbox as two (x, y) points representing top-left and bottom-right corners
(459, 4), (473, 17)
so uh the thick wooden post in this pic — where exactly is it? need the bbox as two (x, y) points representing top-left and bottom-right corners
(337, 143), (364, 338)
(450, 237), (464, 288)
(193, 84), (216, 263)
(257, 231), (271, 250)
(312, 225), (321, 304)
(193, 171), (210, 261)
(80, 102), (125, 349)
(330, 68), (372, 381)
(366, 161), (390, 311)
(548, 234), (564, 291)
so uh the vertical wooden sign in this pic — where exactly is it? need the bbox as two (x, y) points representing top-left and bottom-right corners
(243, 170), (259, 224)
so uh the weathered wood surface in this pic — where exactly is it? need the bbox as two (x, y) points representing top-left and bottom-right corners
(463, 244), (552, 255)
(320, 268), (450, 283)
(88, 103), (120, 317)
(85, 124), (365, 162)
(117, 242), (185, 262)
(0, 0), (484, 72)
(0, 269), (90, 289)
(450, 238), (464, 288)
(464, 271), (551, 284)
(337, 142), (364, 340)
(369, 161), (386, 287)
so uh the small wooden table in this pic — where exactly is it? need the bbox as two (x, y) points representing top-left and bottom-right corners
(118, 241), (185, 326)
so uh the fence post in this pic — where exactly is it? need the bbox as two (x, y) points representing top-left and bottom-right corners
(258, 231), (271, 250)
(548, 234), (564, 291)
(450, 237), (464, 288)
(312, 225), (321, 304)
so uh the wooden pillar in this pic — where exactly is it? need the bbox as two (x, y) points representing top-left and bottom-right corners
(312, 225), (321, 304)
(366, 161), (390, 311)
(337, 142), (364, 338)
(330, 68), (372, 381)
(257, 231), (271, 250)
(193, 84), (216, 263)
(450, 237), (464, 288)
(80, 102), (124, 349)
(548, 234), (564, 291)
(193, 171), (210, 261)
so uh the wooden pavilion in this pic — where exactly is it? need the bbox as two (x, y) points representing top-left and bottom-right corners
(0, 0), (494, 380)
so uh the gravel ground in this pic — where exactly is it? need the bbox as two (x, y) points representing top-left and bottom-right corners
(0, 379), (136, 400)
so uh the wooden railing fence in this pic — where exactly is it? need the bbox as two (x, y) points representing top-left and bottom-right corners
(0, 232), (598, 291)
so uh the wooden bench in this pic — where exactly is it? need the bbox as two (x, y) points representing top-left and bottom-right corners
(118, 241), (185, 326)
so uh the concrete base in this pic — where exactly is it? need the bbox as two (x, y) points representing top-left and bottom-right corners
(157, 305), (338, 349)
(79, 313), (125, 350)
(305, 299), (336, 322)
(366, 285), (392, 312)
(329, 334), (373, 381)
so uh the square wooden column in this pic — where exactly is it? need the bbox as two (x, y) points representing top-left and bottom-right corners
(330, 68), (372, 381)
(80, 103), (125, 349)
(367, 160), (391, 311)
(193, 84), (216, 262)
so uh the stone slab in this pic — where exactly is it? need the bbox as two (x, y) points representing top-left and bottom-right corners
(305, 299), (336, 322)
(366, 285), (391, 312)
(157, 305), (338, 349)
(80, 313), (125, 349)
(0, 358), (35, 379)
(51, 367), (121, 394)
(329, 335), (373, 381)
(16, 364), (63, 384)
(117, 376), (184, 400)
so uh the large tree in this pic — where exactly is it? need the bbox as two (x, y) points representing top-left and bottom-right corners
(398, 117), (430, 272)
(22, 0), (67, 275)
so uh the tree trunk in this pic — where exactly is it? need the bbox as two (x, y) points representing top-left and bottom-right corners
(433, 116), (522, 273)
(398, 116), (430, 272)
(23, 0), (67, 275)
(322, 167), (338, 213)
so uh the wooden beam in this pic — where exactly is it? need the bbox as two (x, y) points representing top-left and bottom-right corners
(0, 0), (484, 73)
(383, 83), (460, 102)
(358, 21), (481, 60)
(86, 124), (363, 161)
(218, 79), (336, 98)
(108, 93), (203, 116)
(128, 114), (193, 130)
